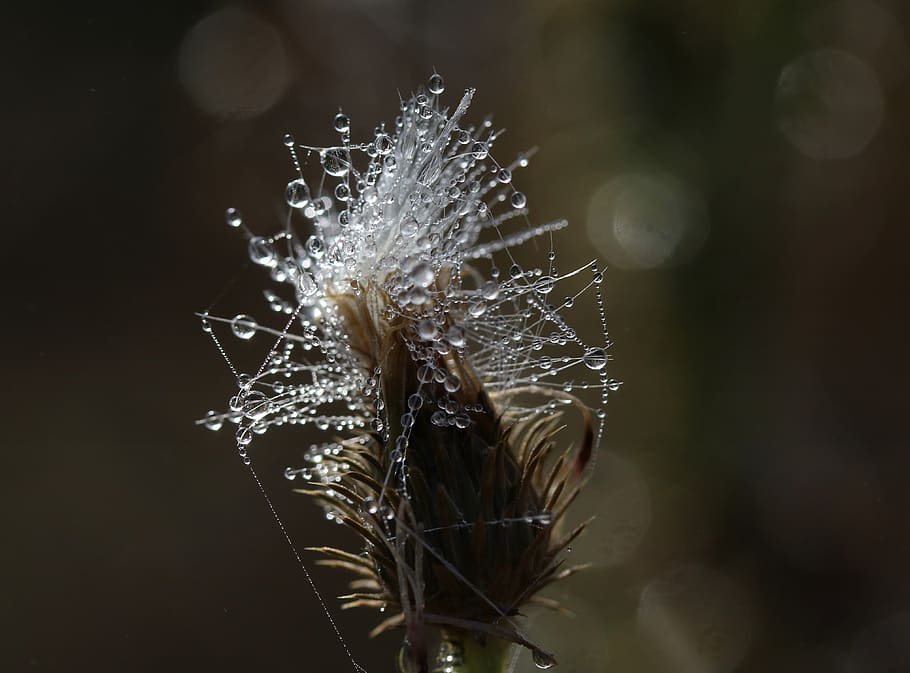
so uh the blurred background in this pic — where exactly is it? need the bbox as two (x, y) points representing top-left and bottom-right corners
(3, 0), (910, 671)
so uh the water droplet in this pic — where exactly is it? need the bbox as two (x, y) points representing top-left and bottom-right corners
(375, 133), (393, 155)
(334, 182), (351, 202)
(231, 314), (258, 340)
(203, 410), (223, 431)
(471, 141), (488, 159)
(333, 112), (350, 133)
(285, 178), (310, 208)
(409, 261), (435, 288)
(583, 347), (607, 370)
(447, 325), (466, 347)
(511, 191), (527, 208)
(282, 133), (295, 147)
(363, 496), (379, 515)
(283, 466), (297, 480)
(496, 168), (512, 184)
(297, 270), (318, 297)
(532, 649), (557, 669)
(417, 319), (438, 341)
(428, 73), (445, 95)
(321, 148), (349, 177)
(225, 207), (242, 228)
(536, 275), (555, 295)
(469, 300), (487, 317)
(408, 393), (423, 411)
(305, 235), (325, 258)
(236, 426), (254, 446)
(248, 237), (276, 267)
(456, 130), (471, 145)
(481, 280), (500, 300)
(444, 375), (461, 393)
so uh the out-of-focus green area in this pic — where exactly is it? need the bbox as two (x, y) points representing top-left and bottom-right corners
(3, 1), (909, 671)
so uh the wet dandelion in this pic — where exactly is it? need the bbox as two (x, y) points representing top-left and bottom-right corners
(199, 74), (618, 672)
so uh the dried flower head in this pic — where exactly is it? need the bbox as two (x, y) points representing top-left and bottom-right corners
(200, 74), (617, 672)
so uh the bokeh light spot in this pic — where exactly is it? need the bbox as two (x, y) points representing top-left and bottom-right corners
(586, 173), (708, 270)
(178, 7), (290, 120)
(776, 48), (884, 159)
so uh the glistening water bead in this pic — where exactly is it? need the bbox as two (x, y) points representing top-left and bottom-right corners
(583, 347), (607, 370)
(225, 207), (242, 228)
(230, 314), (258, 340)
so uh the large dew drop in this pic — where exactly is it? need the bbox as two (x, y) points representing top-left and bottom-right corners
(285, 178), (310, 208)
(532, 649), (557, 669)
(583, 347), (607, 370)
(231, 314), (258, 340)
(321, 148), (349, 177)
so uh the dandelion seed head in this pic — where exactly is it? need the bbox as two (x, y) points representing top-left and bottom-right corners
(199, 74), (619, 665)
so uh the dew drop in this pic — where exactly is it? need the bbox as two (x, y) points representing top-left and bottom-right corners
(583, 347), (607, 370)
(305, 235), (326, 258)
(447, 325), (466, 347)
(283, 466), (297, 480)
(297, 271), (318, 297)
(363, 495), (379, 515)
(536, 275), (555, 295)
(225, 207), (242, 228)
(203, 410), (223, 431)
(409, 261), (435, 288)
(444, 375), (461, 393)
(236, 426), (254, 447)
(375, 133), (393, 155)
(285, 178), (310, 208)
(468, 300), (487, 317)
(407, 393), (423, 411)
(496, 168), (512, 184)
(481, 280), (500, 300)
(282, 133), (295, 147)
(248, 237), (276, 267)
(417, 319), (438, 341)
(428, 73), (445, 95)
(333, 112), (350, 133)
(231, 314), (258, 340)
(511, 191), (527, 208)
(321, 148), (349, 177)
(532, 649), (557, 669)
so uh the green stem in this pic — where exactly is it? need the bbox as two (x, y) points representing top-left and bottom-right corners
(436, 630), (513, 673)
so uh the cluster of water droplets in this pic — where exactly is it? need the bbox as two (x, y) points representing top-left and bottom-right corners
(200, 72), (618, 509)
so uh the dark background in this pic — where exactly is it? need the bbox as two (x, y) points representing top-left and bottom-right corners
(3, 1), (910, 671)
